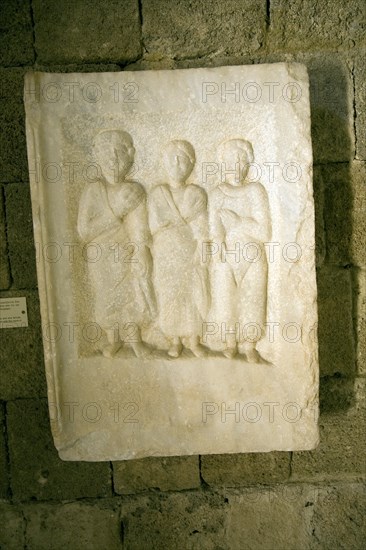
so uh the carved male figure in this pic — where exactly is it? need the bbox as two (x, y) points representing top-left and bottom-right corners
(77, 129), (155, 358)
(209, 139), (271, 362)
(149, 140), (209, 358)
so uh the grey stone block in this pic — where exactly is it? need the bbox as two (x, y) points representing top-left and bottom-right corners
(269, 0), (366, 53)
(322, 162), (366, 267)
(0, 0), (34, 66)
(33, 0), (141, 64)
(142, 0), (266, 60)
(0, 186), (11, 288)
(317, 266), (355, 377)
(0, 403), (9, 498)
(33, 63), (122, 73)
(313, 166), (326, 267)
(7, 399), (112, 501)
(225, 485), (311, 549)
(225, 482), (366, 550)
(0, 289), (46, 400)
(349, 162), (366, 267)
(0, 68), (29, 183)
(306, 55), (354, 164)
(200, 452), (291, 487)
(309, 482), (366, 548)
(291, 405), (366, 480)
(0, 503), (25, 550)
(355, 51), (366, 160)
(113, 455), (200, 494)
(320, 375), (354, 413)
(5, 183), (37, 289)
(24, 501), (121, 550)
(121, 491), (227, 548)
(354, 268), (366, 375)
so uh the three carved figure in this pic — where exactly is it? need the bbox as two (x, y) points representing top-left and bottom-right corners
(78, 130), (271, 362)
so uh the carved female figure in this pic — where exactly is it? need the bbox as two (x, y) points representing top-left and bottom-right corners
(77, 130), (155, 358)
(209, 139), (271, 362)
(149, 140), (209, 358)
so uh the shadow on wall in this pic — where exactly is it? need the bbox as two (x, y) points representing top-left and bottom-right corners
(309, 56), (356, 413)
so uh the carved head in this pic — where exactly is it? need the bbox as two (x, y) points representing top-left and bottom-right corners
(92, 130), (135, 185)
(163, 140), (196, 184)
(217, 139), (254, 185)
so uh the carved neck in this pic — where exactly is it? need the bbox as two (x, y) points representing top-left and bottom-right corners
(103, 175), (125, 187)
(221, 179), (245, 188)
(169, 179), (185, 188)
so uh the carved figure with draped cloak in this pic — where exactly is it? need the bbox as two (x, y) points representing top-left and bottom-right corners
(77, 130), (156, 358)
(149, 140), (209, 358)
(209, 139), (271, 362)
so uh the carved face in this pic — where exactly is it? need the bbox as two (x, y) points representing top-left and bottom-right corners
(163, 149), (194, 184)
(93, 133), (134, 185)
(221, 147), (250, 184)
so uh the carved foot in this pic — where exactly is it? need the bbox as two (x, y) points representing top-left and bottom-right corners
(132, 341), (151, 359)
(102, 342), (121, 358)
(223, 347), (237, 359)
(190, 344), (208, 358)
(168, 342), (183, 358)
(245, 348), (261, 363)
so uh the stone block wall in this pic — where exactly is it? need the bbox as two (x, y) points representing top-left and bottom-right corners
(0, 1), (365, 548)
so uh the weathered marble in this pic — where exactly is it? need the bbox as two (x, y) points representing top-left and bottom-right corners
(24, 63), (319, 460)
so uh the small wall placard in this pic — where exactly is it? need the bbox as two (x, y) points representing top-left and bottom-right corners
(0, 297), (28, 328)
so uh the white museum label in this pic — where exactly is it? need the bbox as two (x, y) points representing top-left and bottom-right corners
(0, 297), (28, 328)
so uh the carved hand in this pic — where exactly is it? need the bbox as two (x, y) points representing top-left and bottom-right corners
(219, 208), (241, 227)
(82, 213), (121, 242)
(133, 245), (153, 277)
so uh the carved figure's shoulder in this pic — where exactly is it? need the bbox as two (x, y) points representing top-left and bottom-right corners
(149, 184), (169, 201)
(79, 180), (103, 204)
(244, 181), (269, 205)
(185, 184), (207, 204)
(125, 180), (145, 198)
(208, 186), (225, 205)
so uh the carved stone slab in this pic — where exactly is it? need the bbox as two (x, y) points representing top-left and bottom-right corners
(24, 64), (319, 460)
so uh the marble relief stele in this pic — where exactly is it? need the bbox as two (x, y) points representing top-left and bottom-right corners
(77, 132), (272, 364)
(24, 64), (319, 460)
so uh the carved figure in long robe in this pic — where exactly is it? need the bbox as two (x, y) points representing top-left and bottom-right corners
(77, 130), (155, 358)
(149, 140), (209, 358)
(209, 139), (271, 362)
